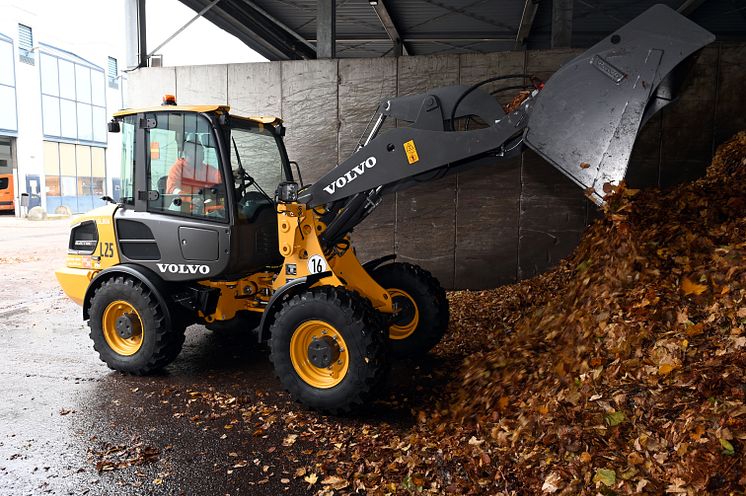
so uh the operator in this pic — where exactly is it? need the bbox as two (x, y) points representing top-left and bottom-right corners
(166, 144), (222, 195)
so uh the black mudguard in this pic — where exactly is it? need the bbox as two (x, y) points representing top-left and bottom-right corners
(257, 271), (333, 342)
(82, 264), (173, 331)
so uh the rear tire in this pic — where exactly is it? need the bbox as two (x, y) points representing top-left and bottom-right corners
(370, 262), (449, 358)
(88, 276), (185, 375)
(268, 286), (388, 414)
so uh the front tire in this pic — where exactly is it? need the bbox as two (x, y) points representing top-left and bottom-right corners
(88, 276), (185, 375)
(370, 262), (449, 358)
(268, 286), (389, 414)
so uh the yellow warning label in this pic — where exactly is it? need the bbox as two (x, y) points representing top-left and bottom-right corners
(403, 140), (419, 165)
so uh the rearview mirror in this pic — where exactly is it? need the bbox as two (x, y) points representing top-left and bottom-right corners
(107, 120), (121, 133)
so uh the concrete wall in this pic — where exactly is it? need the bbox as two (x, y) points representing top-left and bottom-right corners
(127, 43), (746, 290)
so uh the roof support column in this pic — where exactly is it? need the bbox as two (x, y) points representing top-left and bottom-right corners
(137, 0), (148, 67)
(551, 0), (573, 48)
(317, 0), (336, 59)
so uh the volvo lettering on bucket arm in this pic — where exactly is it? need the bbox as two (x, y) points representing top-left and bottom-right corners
(55, 6), (714, 413)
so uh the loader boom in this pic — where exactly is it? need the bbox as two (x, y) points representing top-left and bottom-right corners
(297, 4), (714, 247)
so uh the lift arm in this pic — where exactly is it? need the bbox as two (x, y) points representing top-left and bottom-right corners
(295, 4), (714, 245)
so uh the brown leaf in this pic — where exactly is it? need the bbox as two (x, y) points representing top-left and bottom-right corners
(681, 277), (707, 296)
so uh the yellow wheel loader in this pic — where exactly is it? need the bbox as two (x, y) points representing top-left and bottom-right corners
(55, 6), (713, 413)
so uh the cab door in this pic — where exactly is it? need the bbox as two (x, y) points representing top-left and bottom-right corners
(114, 111), (233, 282)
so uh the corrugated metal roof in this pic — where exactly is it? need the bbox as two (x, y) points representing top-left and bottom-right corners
(177, 0), (746, 60)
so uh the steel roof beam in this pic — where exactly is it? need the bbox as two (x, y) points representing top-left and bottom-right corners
(514, 0), (539, 50)
(317, 0), (335, 58)
(149, 0), (222, 58)
(240, 0), (316, 53)
(551, 0), (574, 48)
(370, 0), (410, 56)
(179, 0), (316, 60)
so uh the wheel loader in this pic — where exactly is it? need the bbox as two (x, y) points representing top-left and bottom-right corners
(55, 5), (713, 413)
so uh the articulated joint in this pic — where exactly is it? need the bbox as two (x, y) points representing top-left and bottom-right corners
(275, 202), (393, 313)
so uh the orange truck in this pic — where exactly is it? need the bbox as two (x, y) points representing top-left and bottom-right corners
(0, 173), (14, 213)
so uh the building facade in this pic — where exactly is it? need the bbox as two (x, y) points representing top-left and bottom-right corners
(0, 2), (126, 216)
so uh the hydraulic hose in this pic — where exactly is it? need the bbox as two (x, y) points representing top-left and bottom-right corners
(449, 74), (539, 131)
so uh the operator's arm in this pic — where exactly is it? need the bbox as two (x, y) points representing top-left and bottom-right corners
(166, 158), (185, 194)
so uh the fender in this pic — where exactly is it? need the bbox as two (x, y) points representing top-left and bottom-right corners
(362, 254), (396, 273)
(82, 264), (173, 331)
(257, 271), (332, 343)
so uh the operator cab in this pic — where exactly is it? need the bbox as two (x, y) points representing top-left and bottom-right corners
(110, 98), (292, 280)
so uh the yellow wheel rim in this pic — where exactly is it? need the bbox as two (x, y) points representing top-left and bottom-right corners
(290, 320), (348, 389)
(102, 300), (144, 356)
(387, 288), (419, 340)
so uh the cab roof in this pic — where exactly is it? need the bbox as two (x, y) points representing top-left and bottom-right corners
(112, 104), (282, 126)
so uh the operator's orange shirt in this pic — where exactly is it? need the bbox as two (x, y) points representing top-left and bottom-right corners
(166, 158), (222, 194)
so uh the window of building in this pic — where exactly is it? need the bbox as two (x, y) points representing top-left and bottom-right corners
(0, 33), (18, 133)
(17, 24), (34, 65)
(107, 57), (118, 89)
(39, 45), (106, 145)
(43, 141), (106, 213)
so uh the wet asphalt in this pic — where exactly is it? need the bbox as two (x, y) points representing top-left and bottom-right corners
(0, 216), (441, 496)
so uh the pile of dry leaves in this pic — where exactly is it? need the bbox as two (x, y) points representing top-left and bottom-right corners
(311, 132), (746, 494)
(173, 133), (745, 495)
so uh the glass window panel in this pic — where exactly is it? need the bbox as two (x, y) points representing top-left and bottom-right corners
(92, 106), (106, 143)
(60, 98), (77, 139)
(58, 59), (75, 100)
(91, 147), (105, 177)
(0, 138), (11, 161)
(42, 95), (60, 136)
(77, 176), (91, 195)
(18, 24), (32, 51)
(75, 65), (91, 104)
(90, 70), (104, 106)
(0, 85), (17, 131)
(60, 176), (76, 196)
(45, 176), (60, 196)
(76, 103), (92, 141)
(43, 141), (59, 175)
(0, 41), (14, 87)
(59, 143), (76, 176)
(40, 53), (58, 96)
(76, 145), (92, 176)
(229, 125), (285, 198)
(91, 177), (105, 196)
(120, 116), (135, 204)
(148, 112), (225, 220)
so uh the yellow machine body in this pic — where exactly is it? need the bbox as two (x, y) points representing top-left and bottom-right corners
(55, 199), (394, 320)
(55, 204), (120, 305)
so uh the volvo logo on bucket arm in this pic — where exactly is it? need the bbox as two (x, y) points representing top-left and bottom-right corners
(323, 157), (377, 195)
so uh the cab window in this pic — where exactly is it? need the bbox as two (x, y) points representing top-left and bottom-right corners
(229, 122), (286, 219)
(146, 112), (226, 221)
(119, 115), (136, 204)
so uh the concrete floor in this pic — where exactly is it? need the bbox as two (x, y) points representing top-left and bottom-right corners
(0, 214), (441, 496)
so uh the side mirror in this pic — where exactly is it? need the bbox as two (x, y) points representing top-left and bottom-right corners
(108, 120), (121, 133)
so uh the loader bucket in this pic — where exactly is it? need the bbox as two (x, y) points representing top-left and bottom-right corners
(524, 4), (715, 204)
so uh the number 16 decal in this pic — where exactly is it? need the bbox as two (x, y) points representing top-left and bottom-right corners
(307, 254), (327, 274)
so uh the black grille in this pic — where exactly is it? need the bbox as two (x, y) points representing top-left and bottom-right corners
(116, 220), (161, 261)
